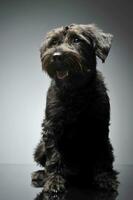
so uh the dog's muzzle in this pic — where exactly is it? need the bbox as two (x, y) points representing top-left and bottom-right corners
(52, 52), (69, 80)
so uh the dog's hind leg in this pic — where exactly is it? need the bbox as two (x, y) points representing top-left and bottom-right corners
(92, 141), (119, 191)
(32, 139), (46, 187)
(32, 170), (46, 187)
(33, 138), (46, 167)
(93, 169), (119, 192)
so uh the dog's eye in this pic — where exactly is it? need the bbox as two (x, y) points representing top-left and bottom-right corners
(49, 39), (58, 46)
(73, 37), (81, 43)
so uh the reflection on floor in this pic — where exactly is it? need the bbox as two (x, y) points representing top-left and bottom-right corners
(0, 164), (133, 200)
(34, 188), (118, 200)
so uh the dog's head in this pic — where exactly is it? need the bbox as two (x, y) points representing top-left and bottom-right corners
(40, 24), (113, 85)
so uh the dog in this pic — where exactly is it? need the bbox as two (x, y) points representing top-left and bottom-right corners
(32, 24), (119, 194)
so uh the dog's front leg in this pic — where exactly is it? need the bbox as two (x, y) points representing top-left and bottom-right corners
(42, 119), (65, 194)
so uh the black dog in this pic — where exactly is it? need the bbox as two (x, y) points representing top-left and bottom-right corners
(32, 24), (119, 193)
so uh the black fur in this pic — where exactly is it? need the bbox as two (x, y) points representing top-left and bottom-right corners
(32, 24), (119, 193)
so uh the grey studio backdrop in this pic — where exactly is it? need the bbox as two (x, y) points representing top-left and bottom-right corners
(0, 0), (132, 165)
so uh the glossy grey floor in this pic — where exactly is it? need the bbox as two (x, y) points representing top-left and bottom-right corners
(0, 164), (133, 200)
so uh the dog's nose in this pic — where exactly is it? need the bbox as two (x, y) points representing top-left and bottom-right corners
(53, 52), (62, 62)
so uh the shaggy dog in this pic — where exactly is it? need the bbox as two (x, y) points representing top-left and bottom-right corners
(32, 24), (118, 194)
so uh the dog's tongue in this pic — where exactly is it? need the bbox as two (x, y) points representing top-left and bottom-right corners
(56, 71), (68, 79)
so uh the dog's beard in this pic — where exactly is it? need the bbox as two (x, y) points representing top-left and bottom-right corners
(56, 70), (69, 80)
(41, 51), (89, 80)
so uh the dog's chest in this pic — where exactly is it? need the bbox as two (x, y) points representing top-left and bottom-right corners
(63, 106), (92, 138)
(58, 100), (94, 146)
(61, 90), (93, 123)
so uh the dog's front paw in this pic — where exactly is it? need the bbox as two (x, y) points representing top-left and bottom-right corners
(44, 174), (66, 194)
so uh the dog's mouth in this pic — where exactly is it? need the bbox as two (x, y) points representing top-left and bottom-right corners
(56, 70), (69, 80)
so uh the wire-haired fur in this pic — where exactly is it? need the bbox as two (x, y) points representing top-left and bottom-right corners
(32, 24), (119, 194)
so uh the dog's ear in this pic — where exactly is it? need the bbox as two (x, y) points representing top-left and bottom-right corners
(95, 31), (113, 63)
(82, 24), (113, 63)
